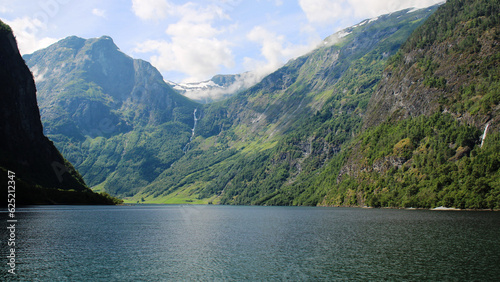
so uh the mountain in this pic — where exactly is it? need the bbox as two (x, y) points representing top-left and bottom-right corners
(128, 5), (442, 205)
(24, 35), (199, 197)
(0, 20), (120, 205)
(135, 0), (498, 209)
(25, 6), (439, 203)
(167, 73), (253, 104)
(327, 0), (500, 209)
(25, 0), (498, 209)
(24, 35), (198, 136)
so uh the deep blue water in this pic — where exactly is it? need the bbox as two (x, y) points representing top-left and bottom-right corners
(1, 205), (500, 281)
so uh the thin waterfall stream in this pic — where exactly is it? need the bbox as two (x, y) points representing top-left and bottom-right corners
(183, 109), (199, 153)
(481, 122), (490, 148)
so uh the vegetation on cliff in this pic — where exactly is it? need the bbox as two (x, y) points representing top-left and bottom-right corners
(128, 6), (441, 205)
(0, 20), (122, 205)
(326, 113), (499, 209)
(330, 0), (499, 209)
(20, 0), (500, 209)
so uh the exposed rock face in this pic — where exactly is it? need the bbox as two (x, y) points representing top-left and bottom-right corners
(364, 63), (441, 128)
(364, 1), (500, 131)
(0, 21), (87, 193)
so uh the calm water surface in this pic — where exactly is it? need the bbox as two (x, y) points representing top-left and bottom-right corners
(1, 205), (499, 281)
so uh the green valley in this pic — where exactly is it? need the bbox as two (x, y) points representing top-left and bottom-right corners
(123, 5), (443, 205)
(23, 0), (500, 209)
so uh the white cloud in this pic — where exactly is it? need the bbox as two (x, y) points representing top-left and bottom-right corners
(298, 0), (344, 24)
(134, 3), (234, 82)
(299, 0), (445, 25)
(246, 27), (286, 71)
(92, 8), (106, 18)
(243, 26), (318, 81)
(0, 5), (14, 14)
(348, 0), (444, 18)
(131, 0), (173, 21)
(6, 17), (58, 54)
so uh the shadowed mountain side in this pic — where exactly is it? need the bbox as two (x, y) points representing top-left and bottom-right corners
(0, 20), (120, 205)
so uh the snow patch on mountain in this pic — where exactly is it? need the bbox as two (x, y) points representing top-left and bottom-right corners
(167, 72), (263, 103)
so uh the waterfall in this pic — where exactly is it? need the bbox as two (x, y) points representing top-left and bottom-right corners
(190, 109), (198, 142)
(480, 123), (490, 148)
(183, 109), (199, 153)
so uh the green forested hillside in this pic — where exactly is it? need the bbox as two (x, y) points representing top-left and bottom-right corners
(24, 36), (199, 197)
(130, 6), (440, 204)
(25, 0), (499, 209)
(321, 113), (499, 209)
(326, 0), (500, 209)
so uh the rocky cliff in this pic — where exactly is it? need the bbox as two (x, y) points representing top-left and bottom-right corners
(365, 0), (499, 130)
(0, 20), (119, 204)
(331, 0), (499, 209)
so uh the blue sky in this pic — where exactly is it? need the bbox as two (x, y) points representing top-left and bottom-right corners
(1, 0), (443, 83)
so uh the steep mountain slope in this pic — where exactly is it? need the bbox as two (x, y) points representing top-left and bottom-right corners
(25, 36), (197, 135)
(130, 5), (440, 204)
(366, 0), (499, 129)
(24, 36), (199, 197)
(0, 21), (119, 205)
(329, 0), (499, 209)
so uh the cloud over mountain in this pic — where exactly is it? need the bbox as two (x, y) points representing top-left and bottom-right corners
(299, 0), (444, 25)
(133, 2), (234, 82)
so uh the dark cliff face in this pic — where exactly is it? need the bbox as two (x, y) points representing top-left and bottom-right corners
(0, 21), (88, 198)
(0, 27), (43, 145)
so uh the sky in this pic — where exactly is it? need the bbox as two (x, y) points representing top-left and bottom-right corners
(1, 0), (444, 83)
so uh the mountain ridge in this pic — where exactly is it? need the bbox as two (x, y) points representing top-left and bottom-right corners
(22, 1), (498, 209)
(0, 21), (120, 205)
(128, 5), (441, 204)
(24, 35), (200, 196)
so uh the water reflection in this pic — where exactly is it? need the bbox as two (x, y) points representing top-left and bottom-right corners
(1, 206), (499, 281)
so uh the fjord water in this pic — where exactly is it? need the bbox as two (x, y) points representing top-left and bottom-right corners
(2, 206), (500, 281)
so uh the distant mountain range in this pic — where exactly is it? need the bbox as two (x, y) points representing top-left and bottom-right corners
(19, 0), (500, 209)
